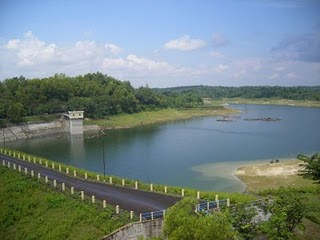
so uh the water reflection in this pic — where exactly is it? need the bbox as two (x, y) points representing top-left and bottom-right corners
(7, 105), (320, 191)
(70, 134), (85, 162)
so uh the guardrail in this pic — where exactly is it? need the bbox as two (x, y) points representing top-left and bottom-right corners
(196, 199), (229, 214)
(140, 209), (165, 221)
(140, 198), (231, 221)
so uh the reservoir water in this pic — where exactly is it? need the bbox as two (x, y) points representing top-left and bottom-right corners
(6, 104), (320, 192)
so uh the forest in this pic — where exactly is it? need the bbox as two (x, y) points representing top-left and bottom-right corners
(1, 72), (319, 124)
(0, 72), (202, 123)
(157, 85), (320, 100)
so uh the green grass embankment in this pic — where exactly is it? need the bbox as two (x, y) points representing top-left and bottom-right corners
(84, 107), (238, 128)
(0, 165), (132, 240)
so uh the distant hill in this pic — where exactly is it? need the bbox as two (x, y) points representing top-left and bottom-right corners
(154, 86), (320, 100)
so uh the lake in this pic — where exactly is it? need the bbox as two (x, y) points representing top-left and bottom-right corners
(6, 104), (320, 192)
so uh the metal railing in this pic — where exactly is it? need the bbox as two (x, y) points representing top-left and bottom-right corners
(140, 209), (165, 221)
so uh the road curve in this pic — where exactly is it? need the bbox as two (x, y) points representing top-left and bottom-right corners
(0, 154), (181, 213)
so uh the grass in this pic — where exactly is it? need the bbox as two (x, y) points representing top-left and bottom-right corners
(0, 165), (132, 240)
(84, 107), (238, 128)
(239, 174), (317, 193)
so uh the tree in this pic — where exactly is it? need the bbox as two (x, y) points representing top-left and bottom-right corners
(230, 203), (258, 239)
(164, 198), (237, 240)
(7, 103), (26, 123)
(298, 153), (320, 181)
(135, 86), (160, 109)
(260, 190), (309, 239)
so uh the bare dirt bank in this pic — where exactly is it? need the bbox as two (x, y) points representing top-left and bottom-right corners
(236, 159), (304, 177)
(235, 159), (312, 193)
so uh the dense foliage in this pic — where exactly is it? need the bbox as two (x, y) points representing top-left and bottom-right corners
(0, 73), (202, 123)
(2, 73), (319, 125)
(260, 190), (309, 239)
(164, 198), (237, 240)
(230, 204), (259, 239)
(164, 192), (311, 240)
(156, 85), (320, 100)
(298, 153), (320, 181)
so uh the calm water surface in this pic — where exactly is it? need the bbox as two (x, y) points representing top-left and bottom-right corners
(7, 105), (320, 192)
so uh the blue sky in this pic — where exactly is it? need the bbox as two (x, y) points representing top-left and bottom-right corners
(0, 0), (319, 87)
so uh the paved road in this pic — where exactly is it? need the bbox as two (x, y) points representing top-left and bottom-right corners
(0, 154), (181, 213)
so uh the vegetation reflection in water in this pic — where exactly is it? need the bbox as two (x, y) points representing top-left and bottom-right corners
(7, 104), (320, 192)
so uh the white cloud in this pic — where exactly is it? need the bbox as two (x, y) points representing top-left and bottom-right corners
(1, 31), (319, 87)
(102, 54), (188, 76)
(164, 35), (206, 51)
(214, 64), (229, 73)
(5, 31), (57, 66)
(105, 43), (122, 55)
(0, 31), (125, 78)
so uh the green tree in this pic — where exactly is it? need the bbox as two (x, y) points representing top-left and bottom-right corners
(164, 198), (237, 240)
(7, 103), (26, 123)
(135, 86), (160, 109)
(230, 203), (258, 239)
(261, 190), (309, 239)
(298, 153), (320, 181)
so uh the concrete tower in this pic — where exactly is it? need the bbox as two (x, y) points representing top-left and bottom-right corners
(66, 111), (84, 135)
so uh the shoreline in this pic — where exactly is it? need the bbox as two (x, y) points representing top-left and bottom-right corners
(0, 107), (237, 143)
(2, 99), (319, 142)
(190, 156), (316, 193)
(233, 157), (316, 193)
(235, 158), (302, 177)
(85, 107), (238, 129)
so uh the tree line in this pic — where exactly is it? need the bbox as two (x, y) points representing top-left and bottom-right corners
(1, 73), (319, 124)
(0, 73), (202, 123)
(156, 85), (320, 100)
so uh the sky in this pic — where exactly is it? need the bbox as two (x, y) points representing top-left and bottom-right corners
(0, 0), (319, 87)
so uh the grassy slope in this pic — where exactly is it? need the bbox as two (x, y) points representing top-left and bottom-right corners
(84, 107), (237, 128)
(0, 166), (131, 240)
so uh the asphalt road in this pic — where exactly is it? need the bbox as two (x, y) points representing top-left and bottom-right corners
(0, 154), (181, 213)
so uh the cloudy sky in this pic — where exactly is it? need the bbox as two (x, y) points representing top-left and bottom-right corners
(0, 0), (319, 87)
